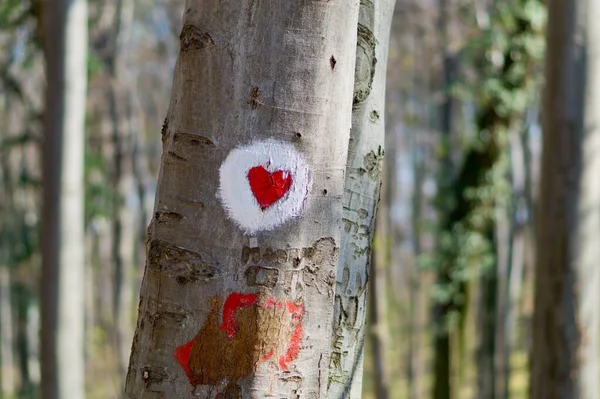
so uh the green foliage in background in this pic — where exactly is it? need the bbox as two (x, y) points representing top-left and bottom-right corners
(429, 0), (545, 334)
(0, 0), (43, 271)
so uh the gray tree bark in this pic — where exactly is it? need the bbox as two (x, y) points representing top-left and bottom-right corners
(532, 0), (600, 397)
(125, 2), (359, 397)
(327, 0), (395, 397)
(41, 0), (88, 398)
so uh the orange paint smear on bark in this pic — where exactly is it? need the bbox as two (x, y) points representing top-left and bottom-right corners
(278, 301), (304, 370)
(260, 348), (275, 362)
(220, 292), (259, 338)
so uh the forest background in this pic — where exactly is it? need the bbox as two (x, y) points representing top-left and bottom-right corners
(0, 0), (591, 398)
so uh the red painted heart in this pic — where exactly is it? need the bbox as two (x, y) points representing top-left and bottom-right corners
(247, 166), (293, 209)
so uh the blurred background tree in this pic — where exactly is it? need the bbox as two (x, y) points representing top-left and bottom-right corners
(3, 0), (600, 398)
(532, 0), (600, 398)
(41, 0), (88, 397)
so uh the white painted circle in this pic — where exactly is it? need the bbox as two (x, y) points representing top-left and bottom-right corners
(218, 139), (310, 233)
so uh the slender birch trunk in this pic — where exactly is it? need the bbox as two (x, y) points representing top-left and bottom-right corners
(328, 0), (395, 397)
(125, 2), (359, 397)
(532, 0), (600, 397)
(0, 267), (15, 397)
(41, 0), (88, 398)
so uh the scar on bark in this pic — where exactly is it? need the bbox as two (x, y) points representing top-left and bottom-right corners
(167, 150), (187, 160)
(141, 366), (167, 389)
(148, 240), (222, 284)
(353, 23), (377, 107)
(240, 238), (338, 275)
(175, 293), (304, 391)
(361, 145), (384, 180)
(173, 132), (215, 148)
(370, 110), (380, 122)
(168, 132), (216, 160)
(248, 86), (262, 109)
(330, 55), (337, 70)
(155, 211), (184, 224)
(180, 24), (215, 51)
(245, 266), (279, 288)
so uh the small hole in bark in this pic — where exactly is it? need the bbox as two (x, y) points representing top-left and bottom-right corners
(322, 189), (328, 195)
(296, 133), (302, 138)
(330, 56), (337, 70)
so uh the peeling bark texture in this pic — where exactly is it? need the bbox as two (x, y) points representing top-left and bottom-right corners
(532, 0), (600, 398)
(125, 2), (359, 398)
(41, 0), (88, 398)
(327, 0), (395, 397)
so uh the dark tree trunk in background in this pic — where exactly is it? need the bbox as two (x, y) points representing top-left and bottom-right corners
(532, 0), (600, 397)
(106, 0), (136, 381)
(432, 0), (456, 396)
(432, 2), (541, 398)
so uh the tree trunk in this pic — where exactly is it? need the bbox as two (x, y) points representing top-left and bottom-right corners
(494, 167), (510, 399)
(368, 153), (392, 399)
(41, 0), (88, 398)
(408, 157), (425, 399)
(432, 3), (541, 399)
(432, 0), (456, 395)
(125, 3), (359, 397)
(16, 292), (39, 397)
(500, 123), (529, 399)
(106, 0), (136, 380)
(327, 0), (395, 397)
(532, 0), (600, 397)
(0, 267), (15, 397)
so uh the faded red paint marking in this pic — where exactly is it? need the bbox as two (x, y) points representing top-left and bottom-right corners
(279, 302), (304, 370)
(286, 301), (303, 316)
(220, 292), (259, 338)
(247, 166), (292, 209)
(260, 348), (274, 362)
(258, 297), (304, 370)
(280, 319), (303, 370)
(174, 337), (196, 382)
(175, 293), (305, 387)
(265, 296), (283, 309)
